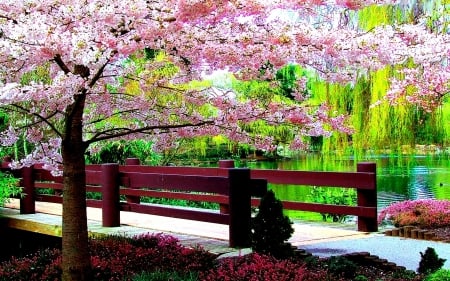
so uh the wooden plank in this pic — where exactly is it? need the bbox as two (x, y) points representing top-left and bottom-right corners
(86, 170), (103, 185)
(34, 169), (62, 182)
(119, 165), (223, 176)
(281, 201), (377, 218)
(35, 182), (63, 190)
(86, 199), (102, 208)
(122, 203), (229, 225)
(120, 188), (229, 204)
(122, 173), (163, 187)
(0, 216), (62, 237)
(86, 185), (102, 193)
(122, 173), (229, 195)
(250, 169), (376, 189)
(36, 194), (63, 204)
(162, 174), (229, 195)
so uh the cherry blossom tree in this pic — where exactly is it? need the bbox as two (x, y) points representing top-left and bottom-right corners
(0, 1), (448, 280)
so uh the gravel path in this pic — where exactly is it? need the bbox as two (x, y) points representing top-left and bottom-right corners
(298, 233), (450, 272)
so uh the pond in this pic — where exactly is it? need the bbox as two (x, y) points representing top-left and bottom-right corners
(239, 153), (450, 221)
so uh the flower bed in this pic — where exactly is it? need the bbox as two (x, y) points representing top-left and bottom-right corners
(378, 199), (450, 228)
(0, 233), (426, 281)
(379, 199), (450, 242)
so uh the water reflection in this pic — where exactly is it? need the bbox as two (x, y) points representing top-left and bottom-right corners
(242, 154), (450, 219)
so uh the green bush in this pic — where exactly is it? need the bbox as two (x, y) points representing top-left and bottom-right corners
(309, 186), (356, 222)
(250, 190), (294, 259)
(131, 270), (198, 281)
(425, 269), (450, 281)
(354, 275), (368, 281)
(326, 256), (358, 279)
(0, 171), (21, 206)
(418, 247), (446, 275)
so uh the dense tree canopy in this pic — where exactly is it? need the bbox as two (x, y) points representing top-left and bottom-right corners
(0, 1), (448, 280)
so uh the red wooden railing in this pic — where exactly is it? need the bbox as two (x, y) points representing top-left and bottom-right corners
(2, 158), (377, 248)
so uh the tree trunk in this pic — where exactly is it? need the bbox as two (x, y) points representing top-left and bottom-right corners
(61, 93), (91, 280)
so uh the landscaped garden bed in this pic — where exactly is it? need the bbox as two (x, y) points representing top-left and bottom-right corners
(0, 232), (430, 281)
(379, 199), (450, 243)
(3, 197), (450, 281)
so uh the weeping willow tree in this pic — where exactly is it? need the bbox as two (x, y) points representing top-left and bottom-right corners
(303, 0), (450, 158)
(357, 0), (448, 154)
(231, 73), (299, 158)
(307, 65), (448, 157)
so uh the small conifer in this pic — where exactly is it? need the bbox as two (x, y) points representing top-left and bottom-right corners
(250, 190), (294, 259)
(418, 247), (446, 275)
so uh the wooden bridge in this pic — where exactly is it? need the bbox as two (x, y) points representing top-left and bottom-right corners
(1, 158), (377, 248)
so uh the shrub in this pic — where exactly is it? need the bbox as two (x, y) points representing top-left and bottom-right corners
(354, 275), (368, 281)
(0, 233), (216, 281)
(250, 190), (294, 259)
(309, 186), (356, 223)
(199, 253), (322, 281)
(378, 199), (450, 228)
(326, 256), (358, 279)
(0, 248), (61, 281)
(418, 247), (446, 275)
(131, 270), (198, 281)
(0, 171), (21, 206)
(392, 269), (419, 280)
(425, 268), (450, 281)
(89, 233), (216, 280)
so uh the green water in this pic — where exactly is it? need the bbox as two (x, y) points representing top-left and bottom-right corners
(239, 153), (450, 221)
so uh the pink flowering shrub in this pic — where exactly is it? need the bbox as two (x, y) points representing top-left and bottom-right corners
(378, 199), (450, 228)
(199, 253), (326, 281)
(0, 248), (61, 281)
(89, 233), (216, 280)
(0, 233), (216, 281)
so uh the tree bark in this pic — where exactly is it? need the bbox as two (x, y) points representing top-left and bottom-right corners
(61, 93), (91, 281)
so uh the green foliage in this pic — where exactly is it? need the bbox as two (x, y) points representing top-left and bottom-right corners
(425, 268), (450, 281)
(354, 275), (368, 281)
(392, 269), (418, 280)
(357, 3), (414, 31)
(275, 64), (313, 100)
(140, 196), (219, 210)
(250, 190), (295, 259)
(131, 270), (198, 281)
(418, 247), (446, 275)
(20, 63), (52, 85)
(326, 256), (358, 279)
(309, 187), (356, 222)
(0, 110), (8, 132)
(311, 65), (449, 156)
(0, 171), (21, 206)
(86, 140), (159, 165)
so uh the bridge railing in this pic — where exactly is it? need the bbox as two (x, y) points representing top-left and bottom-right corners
(2, 158), (377, 247)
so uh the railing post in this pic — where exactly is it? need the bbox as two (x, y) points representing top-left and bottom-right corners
(20, 166), (35, 214)
(102, 163), (120, 227)
(357, 162), (377, 232)
(228, 168), (251, 248)
(218, 160), (235, 214)
(125, 158), (140, 204)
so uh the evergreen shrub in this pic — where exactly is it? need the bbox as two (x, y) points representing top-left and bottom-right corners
(250, 190), (294, 259)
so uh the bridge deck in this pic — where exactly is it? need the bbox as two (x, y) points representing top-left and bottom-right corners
(0, 199), (368, 256)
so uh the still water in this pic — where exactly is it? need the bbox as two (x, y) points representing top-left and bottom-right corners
(240, 153), (450, 220)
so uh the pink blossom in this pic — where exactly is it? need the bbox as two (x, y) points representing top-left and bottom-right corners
(0, 0), (447, 170)
(378, 199), (450, 228)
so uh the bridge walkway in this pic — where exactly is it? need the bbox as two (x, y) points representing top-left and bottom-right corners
(0, 199), (367, 256)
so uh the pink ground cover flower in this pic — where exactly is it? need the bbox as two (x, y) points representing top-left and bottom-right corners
(378, 199), (450, 228)
(198, 252), (324, 281)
